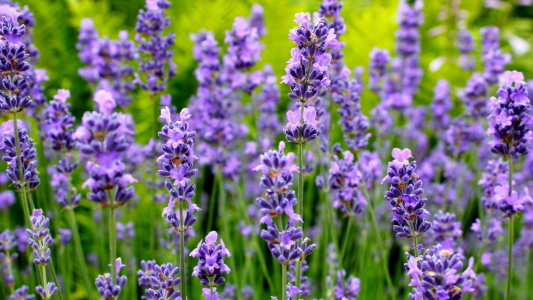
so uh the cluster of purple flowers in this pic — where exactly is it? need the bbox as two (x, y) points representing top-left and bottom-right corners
(457, 29), (475, 71)
(27, 209), (58, 299)
(368, 47), (390, 93)
(332, 67), (370, 151)
(487, 71), (532, 159)
(158, 107), (199, 231)
(430, 79), (452, 133)
(41, 89), (82, 208)
(326, 150), (367, 217)
(318, 0), (346, 74)
(480, 26), (510, 85)
(1, 120), (40, 192)
(382, 148), (432, 242)
(281, 13), (337, 144)
(254, 142), (316, 264)
(461, 72), (489, 120)
(137, 260), (181, 300)
(0, 229), (17, 288)
(406, 245), (476, 300)
(190, 231), (231, 298)
(74, 90), (137, 206)
(431, 211), (462, 251)
(76, 18), (135, 107)
(134, 0), (175, 93)
(95, 258), (127, 300)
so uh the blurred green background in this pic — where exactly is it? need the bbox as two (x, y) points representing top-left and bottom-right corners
(23, 0), (533, 143)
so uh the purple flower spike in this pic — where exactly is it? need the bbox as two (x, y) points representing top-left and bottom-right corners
(369, 47), (390, 93)
(137, 261), (181, 300)
(0, 229), (18, 288)
(406, 245), (477, 300)
(190, 231), (231, 288)
(382, 148), (432, 240)
(281, 12), (338, 145)
(1, 123), (40, 192)
(9, 285), (35, 300)
(135, 0), (175, 93)
(328, 150), (367, 217)
(480, 26), (510, 85)
(158, 107), (199, 231)
(95, 258), (128, 300)
(487, 70), (532, 159)
(254, 142), (315, 264)
(333, 270), (361, 300)
(26, 209), (58, 299)
(457, 29), (475, 70)
(430, 79), (452, 132)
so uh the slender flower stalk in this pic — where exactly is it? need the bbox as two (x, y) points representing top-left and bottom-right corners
(0, 229), (17, 294)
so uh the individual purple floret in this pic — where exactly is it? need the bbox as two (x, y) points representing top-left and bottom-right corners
(190, 231), (231, 288)
(457, 29), (475, 70)
(27, 209), (58, 299)
(9, 286), (35, 300)
(432, 211), (462, 251)
(430, 79), (452, 133)
(406, 245), (476, 300)
(327, 150), (367, 217)
(254, 141), (316, 264)
(1, 121), (40, 192)
(57, 228), (72, 246)
(382, 148), (432, 250)
(487, 71), (532, 159)
(368, 47), (390, 93)
(0, 229), (18, 289)
(158, 107), (199, 231)
(135, 0), (175, 93)
(332, 270), (360, 300)
(137, 261), (181, 300)
(95, 258), (127, 300)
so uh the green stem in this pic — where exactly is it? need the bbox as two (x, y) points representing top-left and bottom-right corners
(5, 250), (14, 294)
(364, 187), (396, 300)
(67, 209), (93, 300)
(216, 169), (239, 289)
(340, 217), (355, 262)
(295, 143), (304, 289)
(506, 215), (514, 300)
(506, 156), (513, 300)
(108, 191), (117, 286)
(179, 201), (186, 300)
(281, 264), (287, 300)
(206, 173), (218, 232)
(150, 93), (158, 258)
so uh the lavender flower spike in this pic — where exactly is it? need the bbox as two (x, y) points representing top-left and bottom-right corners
(190, 231), (231, 288)
(27, 209), (59, 299)
(95, 258), (127, 300)
(382, 148), (432, 256)
(137, 261), (181, 300)
(406, 245), (476, 300)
